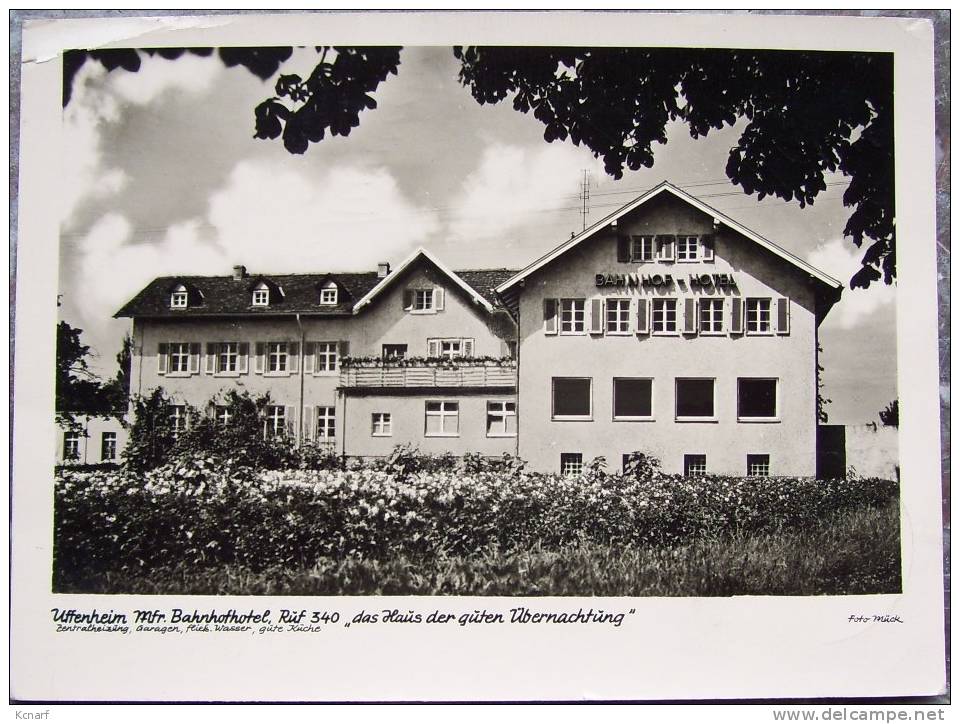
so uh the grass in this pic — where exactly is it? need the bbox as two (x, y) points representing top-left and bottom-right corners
(57, 500), (900, 596)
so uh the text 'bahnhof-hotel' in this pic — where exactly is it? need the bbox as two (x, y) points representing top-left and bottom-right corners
(112, 182), (843, 476)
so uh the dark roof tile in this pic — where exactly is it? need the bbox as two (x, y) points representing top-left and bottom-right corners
(115, 268), (518, 318)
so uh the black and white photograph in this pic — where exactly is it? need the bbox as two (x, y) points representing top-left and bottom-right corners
(12, 11), (946, 705)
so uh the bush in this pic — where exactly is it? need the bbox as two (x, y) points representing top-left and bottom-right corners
(53, 457), (899, 587)
(123, 387), (305, 472)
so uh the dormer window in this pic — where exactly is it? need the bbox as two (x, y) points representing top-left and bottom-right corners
(252, 284), (270, 307)
(320, 282), (338, 305)
(170, 285), (188, 309)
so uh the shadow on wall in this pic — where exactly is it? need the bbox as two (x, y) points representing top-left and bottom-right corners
(817, 423), (899, 481)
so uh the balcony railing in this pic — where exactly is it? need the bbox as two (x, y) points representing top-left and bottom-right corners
(340, 359), (517, 389)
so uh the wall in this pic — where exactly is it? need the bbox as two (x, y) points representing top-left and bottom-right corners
(128, 257), (516, 456)
(56, 415), (129, 464)
(343, 393), (518, 457)
(817, 424), (900, 480)
(516, 192), (822, 476)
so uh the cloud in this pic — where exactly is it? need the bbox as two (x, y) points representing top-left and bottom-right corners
(206, 160), (440, 271)
(110, 52), (223, 105)
(61, 61), (124, 227)
(807, 239), (896, 329)
(61, 51), (223, 227)
(446, 143), (605, 242)
(74, 161), (440, 326)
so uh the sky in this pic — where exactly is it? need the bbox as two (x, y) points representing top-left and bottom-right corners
(58, 46), (898, 424)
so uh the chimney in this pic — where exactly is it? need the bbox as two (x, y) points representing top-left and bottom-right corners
(377, 262), (391, 278)
(232, 264), (247, 281)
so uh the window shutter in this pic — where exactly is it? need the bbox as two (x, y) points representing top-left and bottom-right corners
(205, 343), (217, 374)
(205, 401), (216, 419)
(288, 342), (300, 373)
(656, 234), (675, 261)
(254, 342), (265, 374)
(635, 299), (649, 335)
(776, 297), (791, 335)
(590, 298), (604, 335)
(285, 406), (297, 438)
(463, 338), (475, 357)
(157, 343), (168, 374)
(304, 342), (315, 374)
(544, 298), (558, 335)
(701, 234), (715, 261)
(730, 298), (744, 335)
(338, 340), (349, 362)
(683, 298), (697, 335)
(303, 406), (313, 442)
(616, 233), (630, 262)
(402, 289), (413, 311)
(189, 343), (201, 374)
(427, 338), (440, 357)
(434, 287), (444, 311)
(238, 342), (250, 373)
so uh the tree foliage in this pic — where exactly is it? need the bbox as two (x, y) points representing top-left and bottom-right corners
(56, 321), (113, 428)
(56, 321), (130, 429)
(878, 399), (899, 427)
(122, 387), (328, 472)
(63, 45), (894, 288)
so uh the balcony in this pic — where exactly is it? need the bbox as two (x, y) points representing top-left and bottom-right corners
(339, 358), (517, 394)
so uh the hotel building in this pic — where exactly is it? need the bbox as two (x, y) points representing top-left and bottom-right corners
(112, 181), (842, 476)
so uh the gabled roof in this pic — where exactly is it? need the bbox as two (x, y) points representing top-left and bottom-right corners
(114, 255), (518, 319)
(495, 181), (844, 295)
(352, 247), (504, 314)
(115, 272), (381, 318)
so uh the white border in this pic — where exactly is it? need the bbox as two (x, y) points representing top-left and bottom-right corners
(11, 11), (944, 703)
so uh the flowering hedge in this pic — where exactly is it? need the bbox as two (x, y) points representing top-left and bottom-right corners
(53, 458), (897, 581)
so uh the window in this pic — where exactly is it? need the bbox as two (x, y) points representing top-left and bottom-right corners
(315, 342), (338, 372)
(552, 377), (592, 420)
(606, 298), (631, 334)
(486, 400), (517, 437)
(252, 285), (270, 307)
(746, 298), (773, 334)
(613, 378), (653, 420)
(316, 407), (336, 440)
(267, 342), (288, 373)
(747, 454), (771, 476)
(684, 454), (707, 477)
(630, 235), (655, 262)
(218, 342), (239, 373)
(170, 285), (188, 309)
(101, 432), (117, 461)
(320, 282), (338, 305)
(560, 453), (583, 476)
(265, 405), (285, 438)
(382, 344), (408, 360)
(441, 339), (463, 358)
(414, 289), (434, 311)
(372, 412), (392, 437)
(214, 405), (232, 426)
(169, 342), (191, 373)
(170, 405), (187, 438)
(699, 298), (724, 334)
(675, 378), (715, 420)
(651, 298), (678, 334)
(676, 235), (699, 262)
(560, 299), (586, 333)
(738, 378), (778, 420)
(425, 401), (459, 436)
(428, 338), (474, 359)
(63, 432), (80, 461)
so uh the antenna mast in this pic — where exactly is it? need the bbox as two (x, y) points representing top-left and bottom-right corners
(578, 169), (591, 231)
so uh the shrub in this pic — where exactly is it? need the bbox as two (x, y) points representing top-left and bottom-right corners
(53, 458), (899, 586)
